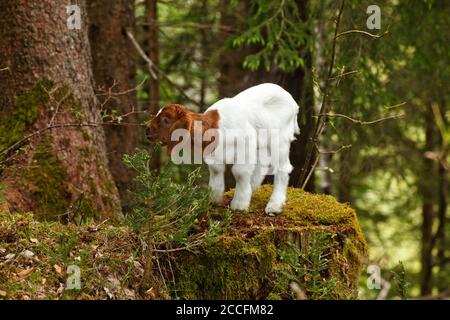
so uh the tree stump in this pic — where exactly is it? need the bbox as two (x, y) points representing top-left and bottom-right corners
(168, 185), (368, 300)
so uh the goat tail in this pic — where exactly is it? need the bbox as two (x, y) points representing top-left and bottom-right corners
(294, 117), (300, 135)
(294, 103), (300, 135)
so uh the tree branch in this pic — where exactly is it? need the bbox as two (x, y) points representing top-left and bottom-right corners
(319, 113), (404, 125)
(298, 0), (345, 187)
(0, 121), (145, 158)
(315, 143), (352, 154)
(335, 29), (389, 39)
(126, 29), (202, 108)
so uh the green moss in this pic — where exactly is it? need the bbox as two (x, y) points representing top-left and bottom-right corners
(169, 185), (368, 300)
(0, 80), (54, 152)
(24, 137), (71, 220)
(227, 184), (358, 226)
(74, 196), (100, 224)
(175, 232), (277, 299)
(0, 81), (104, 221)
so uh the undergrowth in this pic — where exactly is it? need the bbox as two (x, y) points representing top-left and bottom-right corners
(274, 233), (338, 299)
(123, 147), (230, 248)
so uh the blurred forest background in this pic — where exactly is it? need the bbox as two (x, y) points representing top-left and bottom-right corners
(0, 0), (449, 299)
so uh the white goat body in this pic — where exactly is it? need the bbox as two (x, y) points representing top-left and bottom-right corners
(204, 83), (300, 214)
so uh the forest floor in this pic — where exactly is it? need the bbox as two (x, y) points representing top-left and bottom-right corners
(0, 186), (367, 300)
(0, 210), (145, 299)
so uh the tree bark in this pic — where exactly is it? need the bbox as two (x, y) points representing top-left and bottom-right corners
(420, 109), (437, 295)
(436, 159), (448, 292)
(147, 0), (161, 171)
(0, 0), (121, 220)
(87, 0), (139, 208)
(435, 104), (448, 292)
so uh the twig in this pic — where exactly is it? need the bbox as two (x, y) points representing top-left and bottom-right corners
(329, 70), (359, 80)
(0, 122), (145, 157)
(335, 29), (389, 39)
(315, 144), (352, 154)
(140, 21), (238, 34)
(302, 155), (320, 189)
(126, 29), (202, 108)
(96, 76), (148, 97)
(384, 102), (407, 109)
(126, 30), (158, 80)
(298, 0), (345, 186)
(46, 87), (72, 126)
(318, 113), (404, 125)
(153, 244), (168, 292)
(0, 67), (9, 72)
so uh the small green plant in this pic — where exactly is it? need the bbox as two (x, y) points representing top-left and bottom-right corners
(123, 147), (214, 247)
(391, 261), (409, 300)
(275, 233), (337, 299)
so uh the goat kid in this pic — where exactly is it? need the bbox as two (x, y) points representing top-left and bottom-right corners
(147, 83), (300, 214)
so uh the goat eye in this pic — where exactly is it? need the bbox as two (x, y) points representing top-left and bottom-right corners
(161, 116), (171, 126)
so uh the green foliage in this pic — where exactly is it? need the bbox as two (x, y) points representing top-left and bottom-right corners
(171, 186), (366, 299)
(24, 137), (72, 220)
(139, 0), (220, 109)
(276, 233), (337, 299)
(55, 232), (79, 263)
(123, 148), (212, 246)
(0, 80), (53, 162)
(391, 261), (409, 300)
(232, 0), (311, 71)
(0, 210), (144, 299)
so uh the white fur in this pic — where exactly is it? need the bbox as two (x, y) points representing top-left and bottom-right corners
(204, 83), (300, 214)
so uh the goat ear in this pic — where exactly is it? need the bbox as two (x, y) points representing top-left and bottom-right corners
(160, 116), (172, 127)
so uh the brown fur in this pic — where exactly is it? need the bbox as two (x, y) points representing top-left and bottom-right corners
(147, 104), (220, 157)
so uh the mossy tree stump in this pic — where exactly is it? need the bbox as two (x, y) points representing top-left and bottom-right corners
(168, 185), (368, 300)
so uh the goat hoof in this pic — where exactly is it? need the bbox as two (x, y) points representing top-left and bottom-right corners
(265, 202), (282, 215)
(211, 195), (224, 206)
(230, 200), (249, 211)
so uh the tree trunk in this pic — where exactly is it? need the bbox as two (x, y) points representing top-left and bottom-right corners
(436, 159), (448, 292)
(338, 151), (353, 203)
(0, 0), (121, 220)
(420, 109), (437, 295)
(87, 0), (139, 208)
(147, 0), (161, 171)
(435, 104), (448, 292)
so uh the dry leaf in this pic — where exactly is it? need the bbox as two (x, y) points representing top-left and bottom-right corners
(56, 283), (65, 294)
(0, 290), (6, 297)
(17, 267), (34, 278)
(145, 287), (156, 299)
(21, 250), (34, 258)
(30, 238), (39, 244)
(104, 287), (114, 299)
(53, 264), (63, 274)
(5, 253), (15, 260)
